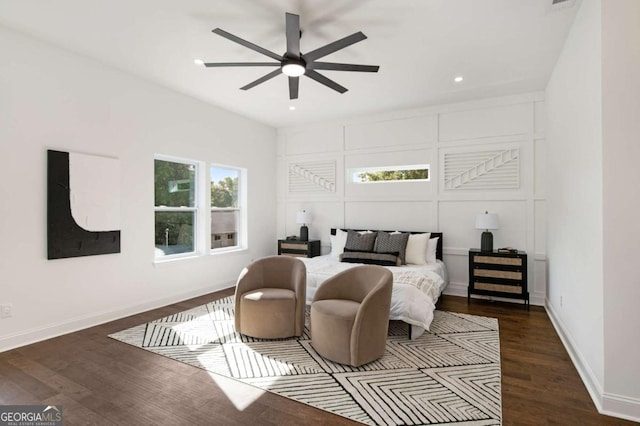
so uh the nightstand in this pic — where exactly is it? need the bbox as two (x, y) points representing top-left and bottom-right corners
(468, 248), (529, 309)
(278, 240), (321, 258)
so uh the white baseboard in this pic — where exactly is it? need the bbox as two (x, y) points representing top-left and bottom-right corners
(443, 281), (544, 306)
(545, 299), (640, 422)
(442, 281), (468, 298)
(601, 391), (640, 421)
(544, 299), (604, 409)
(0, 282), (234, 353)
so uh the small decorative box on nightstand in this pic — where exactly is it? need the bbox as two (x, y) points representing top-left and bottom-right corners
(468, 248), (529, 309)
(278, 240), (320, 258)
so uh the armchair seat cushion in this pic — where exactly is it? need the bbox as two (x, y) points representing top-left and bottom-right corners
(311, 299), (360, 321)
(243, 288), (295, 302)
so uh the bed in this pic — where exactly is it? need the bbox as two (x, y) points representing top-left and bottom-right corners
(300, 229), (448, 340)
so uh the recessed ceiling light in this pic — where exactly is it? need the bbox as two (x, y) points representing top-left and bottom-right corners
(454, 75), (464, 83)
(194, 59), (205, 66)
(289, 106), (296, 111)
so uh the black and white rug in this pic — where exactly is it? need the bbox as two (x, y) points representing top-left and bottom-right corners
(109, 297), (501, 425)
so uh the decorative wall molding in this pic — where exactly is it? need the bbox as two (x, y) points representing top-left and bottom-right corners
(288, 161), (336, 193)
(444, 148), (520, 191)
(278, 94), (545, 307)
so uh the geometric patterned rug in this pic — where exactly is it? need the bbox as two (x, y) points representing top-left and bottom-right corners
(109, 296), (501, 425)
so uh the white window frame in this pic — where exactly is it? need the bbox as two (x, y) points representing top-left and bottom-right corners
(209, 163), (247, 254)
(350, 164), (431, 183)
(154, 155), (206, 261)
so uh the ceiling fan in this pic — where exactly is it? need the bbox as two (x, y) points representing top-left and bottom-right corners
(203, 12), (380, 100)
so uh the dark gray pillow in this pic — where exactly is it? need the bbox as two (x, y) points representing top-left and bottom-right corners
(375, 231), (410, 264)
(344, 230), (377, 252)
(340, 251), (399, 267)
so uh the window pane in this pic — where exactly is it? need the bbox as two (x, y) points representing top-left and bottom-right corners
(210, 167), (239, 208)
(155, 159), (196, 207)
(155, 211), (195, 256)
(210, 166), (241, 251)
(211, 210), (238, 249)
(352, 165), (430, 183)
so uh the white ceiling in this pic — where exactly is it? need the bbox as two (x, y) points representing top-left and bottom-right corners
(0, 0), (579, 128)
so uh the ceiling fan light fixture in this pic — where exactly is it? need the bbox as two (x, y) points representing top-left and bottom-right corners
(205, 13), (379, 99)
(282, 59), (306, 77)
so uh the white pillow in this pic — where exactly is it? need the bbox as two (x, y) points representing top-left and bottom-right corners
(404, 233), (430, 265)
(426, 236), (439, 264)
(330, 229), (348, 257)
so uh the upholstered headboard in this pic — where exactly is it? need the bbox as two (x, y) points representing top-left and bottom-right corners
(330, 228), (444, 261)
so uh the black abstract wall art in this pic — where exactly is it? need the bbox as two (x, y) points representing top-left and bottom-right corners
(47, 149), (121, 259)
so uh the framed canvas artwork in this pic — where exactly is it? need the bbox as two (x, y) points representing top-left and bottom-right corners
(47, 149), (121, 259)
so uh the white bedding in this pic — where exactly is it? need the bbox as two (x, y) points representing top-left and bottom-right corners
(300, 255), (449, 339)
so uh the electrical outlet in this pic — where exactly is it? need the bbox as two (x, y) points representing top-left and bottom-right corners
(1, 304), (12, 319)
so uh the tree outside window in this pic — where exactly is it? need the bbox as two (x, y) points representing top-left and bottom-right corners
(352, 165), (430, 183)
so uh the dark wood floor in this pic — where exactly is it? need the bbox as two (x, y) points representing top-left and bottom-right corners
(0, 289), (635, 425)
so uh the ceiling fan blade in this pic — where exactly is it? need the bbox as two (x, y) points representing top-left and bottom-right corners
(212, 28), (282, 61)
(303, 32), (367, 62)
(240, 69), (282, 91)
(304, 70), (347, 94)
(285, 13), (301, 58)
(289, 76), (299, 99)
(308, 62), (379, 72)
(204, 62), (280, 67)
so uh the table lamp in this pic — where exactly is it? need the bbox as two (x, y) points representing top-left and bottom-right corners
(296, 210), (312, 242)
(475, 211), (499, 252)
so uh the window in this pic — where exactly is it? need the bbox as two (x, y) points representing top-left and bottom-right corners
(351, 164), (430, 183)
(154, 156), (245, 260)
(210, 165), (242, 251)
(154, 157), (199, 258)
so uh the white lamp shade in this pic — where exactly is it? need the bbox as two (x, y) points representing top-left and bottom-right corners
(296, 210), (312, 224)
(475, 213), (499, 230)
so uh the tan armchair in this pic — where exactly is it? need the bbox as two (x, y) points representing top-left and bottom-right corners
(310, 265), (393, 367)
(234, 256), (306, 339)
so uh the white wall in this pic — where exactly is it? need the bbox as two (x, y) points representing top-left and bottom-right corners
(545, 0), (604, 397)
(546, 0), (640, 421)
(601, 0), (640, 418)
(0, 26), (277, 351)
(277, 93), (547, 305)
